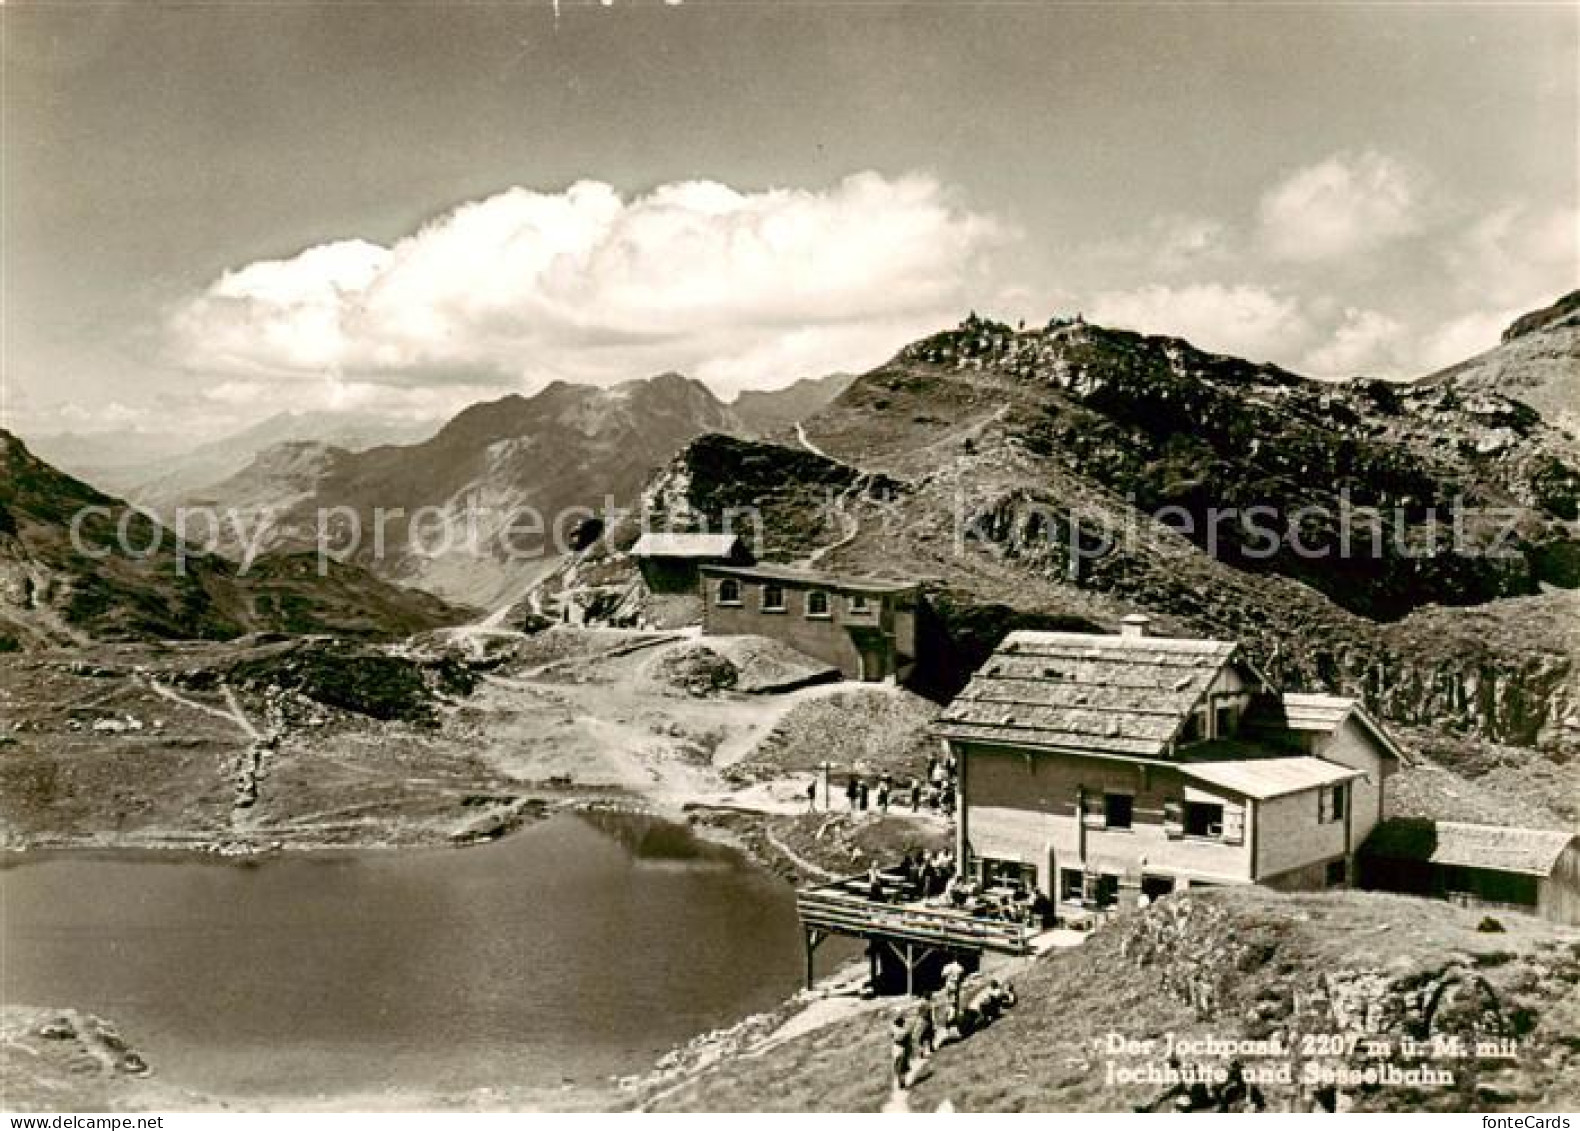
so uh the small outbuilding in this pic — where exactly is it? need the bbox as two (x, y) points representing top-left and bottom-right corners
(1359, 818), (1580, 925)
(630, 532), (753, 595)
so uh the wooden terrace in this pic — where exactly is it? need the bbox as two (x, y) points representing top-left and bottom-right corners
(795, 868), (1038, 993)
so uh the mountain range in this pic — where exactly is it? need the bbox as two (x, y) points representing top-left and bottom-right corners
(140, 370), (856, 607)
(5, 292), (1577, 807)
(27, 410), (441, 505)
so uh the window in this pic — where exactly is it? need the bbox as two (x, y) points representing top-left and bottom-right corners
(1221, 802), (1245, 845)
(848, 593), (870, 613)
(1083, 872), (1120, 908)
(979, 858), (1036, 890)
(806, 590), (830, 618)
(1141, 874), (1175, 901)
(1163, 799), (1184, 839)
(1081, 789), (1106, 829)
(716, 578), (742, 606)
(1184, 801), (1224, 839)
(1214, 704), (1234, 739)
(1319, 783), (1347, 824)
(761, 584), (785, 612)
(1060, 869), (1085, 903)
(1104, 792), (1134, 830)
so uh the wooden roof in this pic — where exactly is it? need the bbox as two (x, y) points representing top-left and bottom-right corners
(1246, 692), (1405, 762)
(631, 533), (745, 559)
(1362, 819), (1578, 877)
(935, 629), (1242, 758)
(1179, 756), (1361, 800)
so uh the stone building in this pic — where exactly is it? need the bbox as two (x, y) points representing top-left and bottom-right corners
(698, 563), (923, 682)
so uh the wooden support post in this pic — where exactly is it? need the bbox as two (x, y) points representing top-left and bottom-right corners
(803, 928), (825, 988)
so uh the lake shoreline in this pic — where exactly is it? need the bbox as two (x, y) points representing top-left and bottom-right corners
(0, 806), (924, 1113)
(1, 963), (879, 1113)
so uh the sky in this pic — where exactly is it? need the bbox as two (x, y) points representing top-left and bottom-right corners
(2, 0), (1576, 445)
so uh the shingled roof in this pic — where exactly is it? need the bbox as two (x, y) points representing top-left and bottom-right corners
(1246, 692), (1405, 762)
(933, 629), (1250, 758)
(1362, 819), (1578, 877)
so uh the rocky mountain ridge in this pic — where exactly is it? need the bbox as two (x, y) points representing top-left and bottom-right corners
(633, 299), (1580, 799)
(0, 430), (466, 649)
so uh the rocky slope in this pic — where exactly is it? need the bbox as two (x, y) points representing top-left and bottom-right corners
(0, 430), (466, 649)
(649, 888), (1580, 1112)
(1420, 287), (1580, 440)
(630, 301), (1580, 810)
(730, 372), (857, 438)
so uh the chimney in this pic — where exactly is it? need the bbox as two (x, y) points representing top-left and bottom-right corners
(1120, 613), (1151, 639)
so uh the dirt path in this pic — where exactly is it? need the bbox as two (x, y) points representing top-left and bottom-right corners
(141, 676), (275, 828)
(144, 677), (260, 740)
(803, 472), (868, 570)
(711, 679), (854, 767)
(762, 827), (840, 880)
(794, 420), (832, 460)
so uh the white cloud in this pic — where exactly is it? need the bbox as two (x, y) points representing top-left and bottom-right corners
(1258, 151), (1428, 262)
(1086, 215), (1231, 277)
(168, 173), (1006, 401)
(1086, 282), (1310, 362)
(1409, 202), (1577, 373)
(1302, 307), (1410, 378)
(1414, 307), (1520, 373)
(1443, 202), (1578, 309)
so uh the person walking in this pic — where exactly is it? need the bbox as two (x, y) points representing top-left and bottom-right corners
(889, 1009), (914, 1091)
(911, 996), (937, 1060)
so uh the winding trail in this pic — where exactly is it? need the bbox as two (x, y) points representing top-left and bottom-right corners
(804, 472), (868, 569)
(794, 420), (831, 460)
(144, 677), (260, 740)
(762, 827), (840, 880)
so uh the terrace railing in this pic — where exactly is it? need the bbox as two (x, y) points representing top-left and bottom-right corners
(795, 872), (1033, 955)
